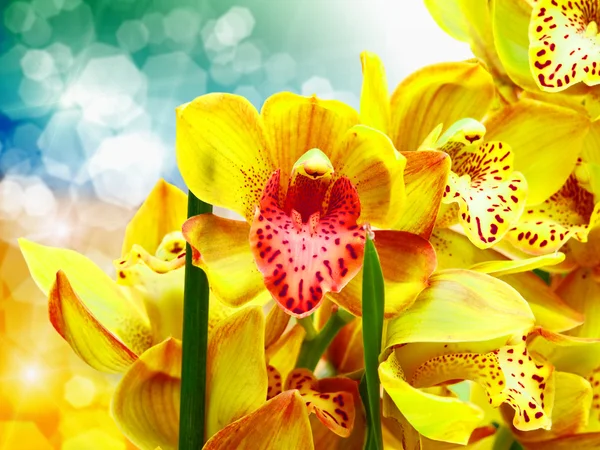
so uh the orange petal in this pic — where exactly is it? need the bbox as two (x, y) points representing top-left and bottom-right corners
(182, 214), (268, 307)
(286, 369), (355, 437)
(203, 391), (314, 450)
(394, 150), (451, 239)
(328, 318), (364, 374)
(50, 271), (139, 373)
(328, 230), (437, 318)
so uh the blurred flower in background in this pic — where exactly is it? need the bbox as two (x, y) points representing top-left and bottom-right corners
(0, 0), (471, 447)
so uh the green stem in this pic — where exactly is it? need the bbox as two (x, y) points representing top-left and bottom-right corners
(179, 191), (212, 449)
(295, 309), (354, 371)
(360, 235), (385, 450)
(298, 317), (318, 340)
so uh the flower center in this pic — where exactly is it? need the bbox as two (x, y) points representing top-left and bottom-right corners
(284, 148), (335, 233)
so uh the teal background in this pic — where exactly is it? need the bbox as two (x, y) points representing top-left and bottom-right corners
(0, 0), (470, 208)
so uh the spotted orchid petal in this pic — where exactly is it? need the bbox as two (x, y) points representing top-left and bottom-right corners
(406, 339), (555, 432)
(389, 61), (495, 152)
(385, 269), (535, 349)
(203, 391), (314, 450)
(431, 229), (584, 332)
(506, 175), (600, 255)
(529, 0), (600, 92)
(484, 99), (590, 206)
(183, 214), (270, 307)
(176, 94), (273, 221)
(379, 351), (485, 445)
(111, 338), (181, 450)
(249, 169), (365, 318)
(286, 368), (356, 437)
(394, 150), (451, 239)
(443, 140), (527, 248)
(121, 179), (188, 257)
(327, 230), (437, 318)
(359, 51), (390, 133)
(19, 239), (152, 372)
(309, 377), (365, 450)
(511, 371), (593, 444)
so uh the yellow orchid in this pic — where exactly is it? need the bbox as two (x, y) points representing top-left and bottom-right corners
(425, 0), (600, 95)
(18, 179), (198, 373)
(110, 304), (362, 449)
(360, 51), (530, 249)
(176, 91), (449, 319)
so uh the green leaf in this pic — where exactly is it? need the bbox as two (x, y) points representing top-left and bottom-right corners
(179, 191), (212, 449)
(360, 234), (385, 450)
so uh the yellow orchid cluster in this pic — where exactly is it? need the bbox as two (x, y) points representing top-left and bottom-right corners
(17, 1), (600, 448)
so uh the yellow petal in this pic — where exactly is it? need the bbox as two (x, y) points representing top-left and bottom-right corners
(261, 92), (359, 187)
(484, 99), (590, 205)
(111, 338), (181, 450)
(512, 371), (592, 443)
(203, 390), (314, 450)
(328, 230), (437, 318)
(555, 267), (600, 339)
(49, 271), (139, 373)
(395, 150), (451, 239)
(502, 273), (584, 333)
(492, 0), (539, 91)
(206, 306), (268, 439)
(505, 175), (600, 255)
(329, 318), (364, 374)
(359, 51), (390, 133)
(523, 433), (600, 450)
(329, 125), (406, 228)
(469, 252), (565, 277)
(19, 239), (152, 364)
(380, 351), (485, 445)
(264, 303), (291, 348)
(431, 229), (584, 332)
(386, 269), (535, 349)
(182, 214), (268, 307)
(266, 324), (306, 385)
(176, 93), (273, 221)
(389, 61), (495, 152)
(443, 140), (527, 248)
(121, 179), (187, 256)
(286, 369), (356, 437)
(529, 0), (600, 92)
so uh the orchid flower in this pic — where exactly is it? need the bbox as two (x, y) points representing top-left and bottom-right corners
(17, 180), (206, 373)
(177, 92), (443, 319)
(110, 304), (361, 450)
(360, 51), (530, 248)
(426, 0), (600, 96)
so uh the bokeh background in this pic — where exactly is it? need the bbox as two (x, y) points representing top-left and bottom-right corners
(0, 1), (470, 448)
